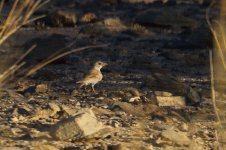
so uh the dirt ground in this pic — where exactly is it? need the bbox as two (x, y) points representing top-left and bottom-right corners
(0, 0), (220, 149)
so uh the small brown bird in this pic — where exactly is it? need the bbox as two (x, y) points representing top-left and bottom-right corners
(77, 61), (107, 92)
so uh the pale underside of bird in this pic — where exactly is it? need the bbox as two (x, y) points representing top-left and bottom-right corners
(77, 61), (107, 93)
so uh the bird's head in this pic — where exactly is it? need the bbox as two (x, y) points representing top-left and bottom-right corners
(94, 61), (107, 70)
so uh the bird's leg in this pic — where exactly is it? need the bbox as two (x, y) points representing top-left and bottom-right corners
(91, 84), (96, 93)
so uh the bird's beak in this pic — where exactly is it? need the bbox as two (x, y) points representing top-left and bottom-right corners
(103, 62), (108, 66)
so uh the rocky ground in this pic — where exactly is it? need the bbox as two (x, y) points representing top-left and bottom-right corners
(0, 0), (221, 149)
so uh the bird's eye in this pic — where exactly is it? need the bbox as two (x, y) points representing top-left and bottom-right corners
(98, 62), (101, 65)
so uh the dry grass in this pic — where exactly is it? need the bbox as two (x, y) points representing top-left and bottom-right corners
(81, 12), (97, 23)
(129, 23), (151, 35)
(0, 0), (107, 87)
(25, 44), (107, 77)
(104, 17), (127, 32)
(206, 0), (226, 148)
(0, 0), (49, 87)
(0, 0), (49, 45)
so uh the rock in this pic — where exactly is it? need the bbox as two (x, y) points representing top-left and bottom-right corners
(31, 145), (59, 150)
(179, 123), (188, 132)
(144, 73), (201, 104)
(50, 109), (105, 140)
(128, 96), (141, 103)
(48, 102), (61, 114)
(123, 87), (142, 103)
(135, 9), (198, 30)
(17, 80), (34, 90)
(35, 84), (48, 93)
(61, 105), (78, 115)
(155, 91), (173, 97)
(29, 128), (51, 139)
(186, 87), (200, 104)
(0, 147), (25, 150)
(32, 103), (61, 120)
(12, 104), (32, 116)
(161, 128), (191, 146)
(113, 101), (159, 117)
(104, 17), (127, 32)
(51, 10), (77, 27)
(189, 138), (205, 150)
(80, 12), (97, 23)
(21, 86), (36, 96)
(0, 126), (16, 138)
(156, 96), (186, 108)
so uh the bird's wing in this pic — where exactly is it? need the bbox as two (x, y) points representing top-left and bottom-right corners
(84, 69), (100, 80)
(77, 69), (100, 83)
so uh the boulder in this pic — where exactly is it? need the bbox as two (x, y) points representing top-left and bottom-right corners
(50, 109), (105, 140)
(161, 128), (191, 146)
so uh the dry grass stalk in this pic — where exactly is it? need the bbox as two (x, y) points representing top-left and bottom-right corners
(209, 49), (221, 125)
(0, 0), (49, 45)
(0, 0), (48, 87)
(206, 0), (226, 148)
(25, 44), (108, 77)
(0, 0), (107, 87)
(0, 45), (36, 85)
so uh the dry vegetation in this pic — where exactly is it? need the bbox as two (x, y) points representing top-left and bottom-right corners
(0, 0), (107, 88)
(0, 0), (224, 149)
(0, 0), (49, 87)
(207, 0), (226, 148)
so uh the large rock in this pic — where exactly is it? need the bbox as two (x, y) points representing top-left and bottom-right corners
(31, 102), (61, 120)
(50, 109), (105, 140)
(0, 147), (25, 150)
(161, 128), (191, 146)
(156, 95), (186, 108)
(35, 84), (48, 93)
(135, 9), (198, 30)
(144, 73), (201, 104)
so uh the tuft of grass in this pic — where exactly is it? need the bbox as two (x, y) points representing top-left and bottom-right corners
(0, 0), (49, 87)
(81, 12), (97, 23)
(0, 0), (49, 45)
(129, 23), (152, 35)
(104, 17), (127, 32)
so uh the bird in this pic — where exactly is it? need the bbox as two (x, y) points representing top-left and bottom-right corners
(77, 61), (107, 93)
